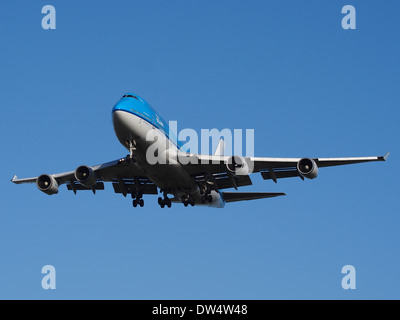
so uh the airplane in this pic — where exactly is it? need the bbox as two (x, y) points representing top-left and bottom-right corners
(11, 93), (389, 208)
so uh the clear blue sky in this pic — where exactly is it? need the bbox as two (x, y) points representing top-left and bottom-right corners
(0, 1), (399, 299)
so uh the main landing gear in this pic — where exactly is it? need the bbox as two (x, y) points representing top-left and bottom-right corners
(200, 185), (213, 204)
(158, 192), (171, 208)
(182, 195), (195, 207)
(132, 192), (144, 208)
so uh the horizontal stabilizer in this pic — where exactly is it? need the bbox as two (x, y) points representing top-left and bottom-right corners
(222, 191), (286, 203)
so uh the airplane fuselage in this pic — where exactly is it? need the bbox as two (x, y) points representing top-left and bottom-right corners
(112, 93), (224, 207)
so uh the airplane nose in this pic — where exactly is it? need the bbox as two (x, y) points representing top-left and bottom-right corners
(112, 109), (127, 128)
(112, 98), (140, 142)
(113, 109), (132, 141)
(112, 102), (124, 114)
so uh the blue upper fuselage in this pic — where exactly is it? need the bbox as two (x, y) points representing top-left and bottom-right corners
(112, 93), (182, 149)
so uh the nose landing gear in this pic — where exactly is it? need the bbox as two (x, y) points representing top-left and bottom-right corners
(125, 139), (137, 163)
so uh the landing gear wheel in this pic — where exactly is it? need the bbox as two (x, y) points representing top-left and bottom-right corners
(207, 194), (212, 203)
(126, 154), (137, 163)
(201, 195), (206, 203)
(139, 199), (144, 207)
(132, 199), (137, 207)
(158, 192), (172, 208)
(159, 196), (170, 208)
(182, 196), (194, 207)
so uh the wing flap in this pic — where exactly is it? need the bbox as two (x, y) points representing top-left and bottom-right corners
(112, 182), (158, 195)
(193, 172), (252, 190)
(67, 181), (105, 191)
(260, 168), (300, 181)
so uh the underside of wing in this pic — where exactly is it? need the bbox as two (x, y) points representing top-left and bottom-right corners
(11, 150), (389, 199)
(11, 157), (158, 196)
(193, 171), (253, 191)
(183, 152), (389, 186)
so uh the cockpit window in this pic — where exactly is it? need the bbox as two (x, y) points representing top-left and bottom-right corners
(122, 94), (138, 100)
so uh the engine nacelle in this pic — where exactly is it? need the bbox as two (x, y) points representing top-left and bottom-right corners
(226, 156), (250, 176)
(74, 165), (96, 188)
(36, 174), (59, 195)
(297, 158), (318, 179)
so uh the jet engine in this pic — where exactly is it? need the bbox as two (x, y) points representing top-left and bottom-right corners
(226, 156), (250, 176)
(74, 165), (97, 188)
(36, 174), (59, 195)
(297, 158), (318, 179)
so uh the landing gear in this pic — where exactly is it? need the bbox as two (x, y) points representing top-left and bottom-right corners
(201, 194), (213, 203)
(132, 198), (144, 207)
(182, 195), (195, 207)
(200, 185), (213, 203)
(158, 192), (171, 208)
(131, 191), (144, 208)
(126, 154), (137, 163)
(125, 139), (137, 163)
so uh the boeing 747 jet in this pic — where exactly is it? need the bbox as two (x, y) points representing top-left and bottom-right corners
(11, 93), (389, 208)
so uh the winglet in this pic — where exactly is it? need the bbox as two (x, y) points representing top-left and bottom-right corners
(378, 152), (390, 161)
(383, 152), (390, 161)
(11, 175), (17, 182)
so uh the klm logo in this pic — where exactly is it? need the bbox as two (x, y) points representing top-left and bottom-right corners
(156, 114), (164, 128)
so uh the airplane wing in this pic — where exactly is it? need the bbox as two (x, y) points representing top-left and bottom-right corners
(11, 157), (158, 196)
(254, 152), (390, 183)
(11, 152), (389, 200)
(183, 152), (389, 187)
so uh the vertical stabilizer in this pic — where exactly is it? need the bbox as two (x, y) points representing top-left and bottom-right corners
(214, 139), (225, 156)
